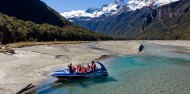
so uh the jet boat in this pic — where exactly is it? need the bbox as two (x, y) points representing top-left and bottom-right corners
(51, 62), (108, 80)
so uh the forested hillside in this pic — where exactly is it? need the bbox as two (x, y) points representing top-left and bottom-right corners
(135, 0), (190, 40)
(0, 0), (71, 27)
(0, 13), (111, 44)
(0, 0), (112, 44)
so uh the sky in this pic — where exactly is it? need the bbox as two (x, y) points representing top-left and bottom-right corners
(42, 0), (128, 13)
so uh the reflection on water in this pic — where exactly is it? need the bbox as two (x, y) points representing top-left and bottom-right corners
(37, 77), (117, 94)
(36, 43), (190, 94)
(53, 77), (117, 88)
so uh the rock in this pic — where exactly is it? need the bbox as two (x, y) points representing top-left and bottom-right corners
(0, 46), (15, 54)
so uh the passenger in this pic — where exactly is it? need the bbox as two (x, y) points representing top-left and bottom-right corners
(68, 63), (73, 73)
(80, 66), (84, 73)
(91, 61), (96, 70)
(72, 66), (76, 72)
(85, 67), (88, 72)
(76, 64), (82, 73)
(86, 64), (91, 72)
(80, 64), (82, 71)
(81, 66), (86, 73)
(76, 65), (79, 72)
(83, 66), (86, 73)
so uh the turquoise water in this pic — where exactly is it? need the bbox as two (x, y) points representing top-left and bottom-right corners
(36, 43), (190, 94)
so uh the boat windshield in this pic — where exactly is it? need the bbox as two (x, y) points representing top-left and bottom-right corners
(95, 62), (107, 71)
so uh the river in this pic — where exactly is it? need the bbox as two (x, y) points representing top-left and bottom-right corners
(35, 43), (190, 94)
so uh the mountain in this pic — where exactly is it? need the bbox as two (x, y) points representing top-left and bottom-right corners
(61, 0), (127, 21)
(0, 0), (112, 44)
(74, 7), (155, 38)
(127, 0), (179, 11)
(61, 0), (178, 21)
(62, 0), (190, 40)
(63, 0), (179, 38)
(0, 0), (72, 27)
(135, 0), (190, 40)
(0, 13), (112, 44)
(75, 0), (190, 40)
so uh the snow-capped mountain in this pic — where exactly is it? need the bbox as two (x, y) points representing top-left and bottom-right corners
(61, 0), (179, 21)
(127, 0), (179, 11)
(61, 0), (127, 20)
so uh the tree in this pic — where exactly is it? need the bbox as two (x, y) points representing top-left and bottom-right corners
(0, 32), (3, 43)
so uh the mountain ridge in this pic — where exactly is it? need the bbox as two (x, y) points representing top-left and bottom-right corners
(61, 0), (178, 21)
(135, 0), (190, 40)
(73, 6), (155, 38)
(65, 0), (190, 40)
(0, 0), (112, 44)
(0, 0), (72, 27)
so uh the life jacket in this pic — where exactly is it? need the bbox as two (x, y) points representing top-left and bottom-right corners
(81, 67), (86, 73)
(86, 65), (91, 71)
(72, 66), (76, 72)
(77, 65), (81, 71)
(91, 64), (96, 70)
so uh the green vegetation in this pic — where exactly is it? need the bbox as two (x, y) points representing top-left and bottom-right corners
(0, 0), (112, 45)
(0, 0), (71, 27)
(134, 0), (190, 40)
(0, 13), (112, 44)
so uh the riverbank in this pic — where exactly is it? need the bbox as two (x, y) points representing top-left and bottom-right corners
(0, 41), (140, 94)
(1, 40), (190, 94)
(0, 41), (90, 54)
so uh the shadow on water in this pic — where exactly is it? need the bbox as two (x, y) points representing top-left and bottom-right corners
(55, 76), (116, 88)
(36, 76), (117, 94)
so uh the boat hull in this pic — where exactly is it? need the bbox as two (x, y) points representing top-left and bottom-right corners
(52, 70), (108, 81)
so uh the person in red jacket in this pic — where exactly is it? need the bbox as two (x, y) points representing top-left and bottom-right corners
(76, 64), (82, 73)
(72, 66), (76, 72)
(81, 66), (86, 73)
(86, 64), (91, 72)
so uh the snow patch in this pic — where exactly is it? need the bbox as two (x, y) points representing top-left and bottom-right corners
(61, 0), (179, 21)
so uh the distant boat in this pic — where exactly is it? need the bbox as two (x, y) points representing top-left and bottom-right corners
(51, 62), (108, 81)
